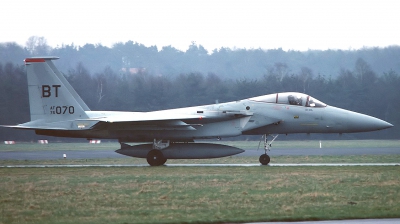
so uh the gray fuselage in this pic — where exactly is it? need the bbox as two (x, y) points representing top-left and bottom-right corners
(36, 95), (392, 142)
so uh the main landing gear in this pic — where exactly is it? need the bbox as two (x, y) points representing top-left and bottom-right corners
(146, 139), (169, 166)
(259, 134), (278, 165)
(147, 149), (167, 166)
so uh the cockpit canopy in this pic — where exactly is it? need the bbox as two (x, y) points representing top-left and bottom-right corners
(249, 92), (326, 107)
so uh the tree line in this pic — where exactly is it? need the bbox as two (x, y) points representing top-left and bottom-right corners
(0, 58), (398, 141)
(1, 37), (400, 81)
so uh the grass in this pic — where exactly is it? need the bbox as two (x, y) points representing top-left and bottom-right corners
(0, 166), (399, 223)
(0, 141), (399, 223)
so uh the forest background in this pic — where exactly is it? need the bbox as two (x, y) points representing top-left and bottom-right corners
(1, 37), (399, 141)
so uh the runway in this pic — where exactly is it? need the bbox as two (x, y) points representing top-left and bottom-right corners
(0, 147), (399, 160)
(1, 163), (399, 168)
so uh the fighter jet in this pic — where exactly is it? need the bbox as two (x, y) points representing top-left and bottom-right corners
(2, 57), (393, 166)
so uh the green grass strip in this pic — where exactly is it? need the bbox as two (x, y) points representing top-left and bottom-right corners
(1, 166), (399, 223)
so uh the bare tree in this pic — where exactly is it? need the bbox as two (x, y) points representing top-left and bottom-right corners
(300, 67), (313, 93)
(25, 36), (51, 56)
(355, 58), (376, 85)
(96, 76), (106, 104)
(275, 62), (289, 82)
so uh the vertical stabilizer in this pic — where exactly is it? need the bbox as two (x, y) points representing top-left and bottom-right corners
(25, 57), (89, 121)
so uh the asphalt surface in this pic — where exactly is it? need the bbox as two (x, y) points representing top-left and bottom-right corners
(0, 147), (399, 160)
(2, 163), (399, 168)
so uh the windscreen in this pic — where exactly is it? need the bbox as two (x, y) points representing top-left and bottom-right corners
(306, 96), (326, 107)
(250, 92), (326, 107)
(249, 94), (277, 103)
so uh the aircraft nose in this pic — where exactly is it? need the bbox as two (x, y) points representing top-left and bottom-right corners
(345, 110), (393, 132)
(325, 106), (393, 133)
(360, 116), (393, 131)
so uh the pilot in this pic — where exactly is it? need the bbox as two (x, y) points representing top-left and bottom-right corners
(288, 95), (302, 105)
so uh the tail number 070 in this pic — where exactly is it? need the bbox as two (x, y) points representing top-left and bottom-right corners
(50, 106), (74, 114)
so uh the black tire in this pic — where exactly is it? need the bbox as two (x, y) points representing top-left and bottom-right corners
(259, 154), (270, 165)
(160, 157), (167, 166)
(147, 149), (166, 166)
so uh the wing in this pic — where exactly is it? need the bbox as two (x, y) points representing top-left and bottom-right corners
(84, 110), (254, 131)
(2, 109), (255, 131)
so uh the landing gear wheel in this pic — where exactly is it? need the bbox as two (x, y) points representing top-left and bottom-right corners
(147, 149), (166, 166)
(259, 154), (270, 165)
(160, 157), (167, 166)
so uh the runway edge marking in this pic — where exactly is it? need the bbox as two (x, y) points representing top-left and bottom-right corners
(1, 163), (399, 168)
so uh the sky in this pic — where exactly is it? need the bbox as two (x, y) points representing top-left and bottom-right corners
(1, 0), (399, 52)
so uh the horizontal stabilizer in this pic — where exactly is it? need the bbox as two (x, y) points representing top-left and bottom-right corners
(0, 124), (68, 130)
(1, 119), (97, 130)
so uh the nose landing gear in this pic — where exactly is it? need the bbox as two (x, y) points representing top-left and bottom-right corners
(258, 134), (278, 165)
(259, 154), (270, 165)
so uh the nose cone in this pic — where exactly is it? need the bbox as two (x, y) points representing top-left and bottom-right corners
(349, 113), (393, 132)
(325, 107), (393, 133)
